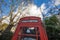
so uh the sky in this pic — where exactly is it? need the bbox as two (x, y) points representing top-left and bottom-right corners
(1, 0), (60, 24)
(1, 0), (51, 14)
(1, 0), (60, 16)
(34, 0), (51, 7)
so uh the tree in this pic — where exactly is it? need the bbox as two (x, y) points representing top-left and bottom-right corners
(0, 0), (21, 40)
(0, 0), (33, 40)
(45, 15), (60, 40)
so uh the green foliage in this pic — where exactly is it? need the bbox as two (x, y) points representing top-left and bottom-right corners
(45, 15), (60, 40)
(0, 23), (8, 31)
(45, 15), (59, 27)
(0, 31), (13, 40)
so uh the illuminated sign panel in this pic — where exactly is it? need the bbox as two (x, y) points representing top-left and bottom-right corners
(22, 20), (38, 22)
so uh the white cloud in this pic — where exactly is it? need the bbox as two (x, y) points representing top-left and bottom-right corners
(2, 16), (10, 24)
(15, 4), (45, 20)
(53, 0), (60, 6)
(27, 4), (43, 20)
(40, 3), (46, 12)
(2, 3), (47, 24)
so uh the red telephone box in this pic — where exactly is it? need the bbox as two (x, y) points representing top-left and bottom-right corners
(11, 16), (48, 40)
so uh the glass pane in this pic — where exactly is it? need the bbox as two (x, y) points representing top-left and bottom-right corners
(17, 36), (40, 40)
(22, 37), (36, 40)
(22, 27), (36, 34)
(18, 36), (36, 40)
(17, 27), (40, 40)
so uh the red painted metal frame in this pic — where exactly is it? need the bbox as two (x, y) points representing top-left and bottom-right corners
(11, 16), (48, 40)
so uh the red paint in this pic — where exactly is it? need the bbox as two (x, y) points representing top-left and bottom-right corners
(11, 16), (48, 40)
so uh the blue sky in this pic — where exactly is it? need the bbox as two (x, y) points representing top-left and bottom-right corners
(34, 0), (51, 7)
(3, 0), (50, 14)
(0, 0), (60, 17)
(1, 0), (60, 24)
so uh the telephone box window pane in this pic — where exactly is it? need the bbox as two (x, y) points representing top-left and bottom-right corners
(18, 27), (40, 40)
(18, 36), (36, 40)
(17, 36), (40, 40)
(21, 36), (36, 40)
(22, 27), (37, 34)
